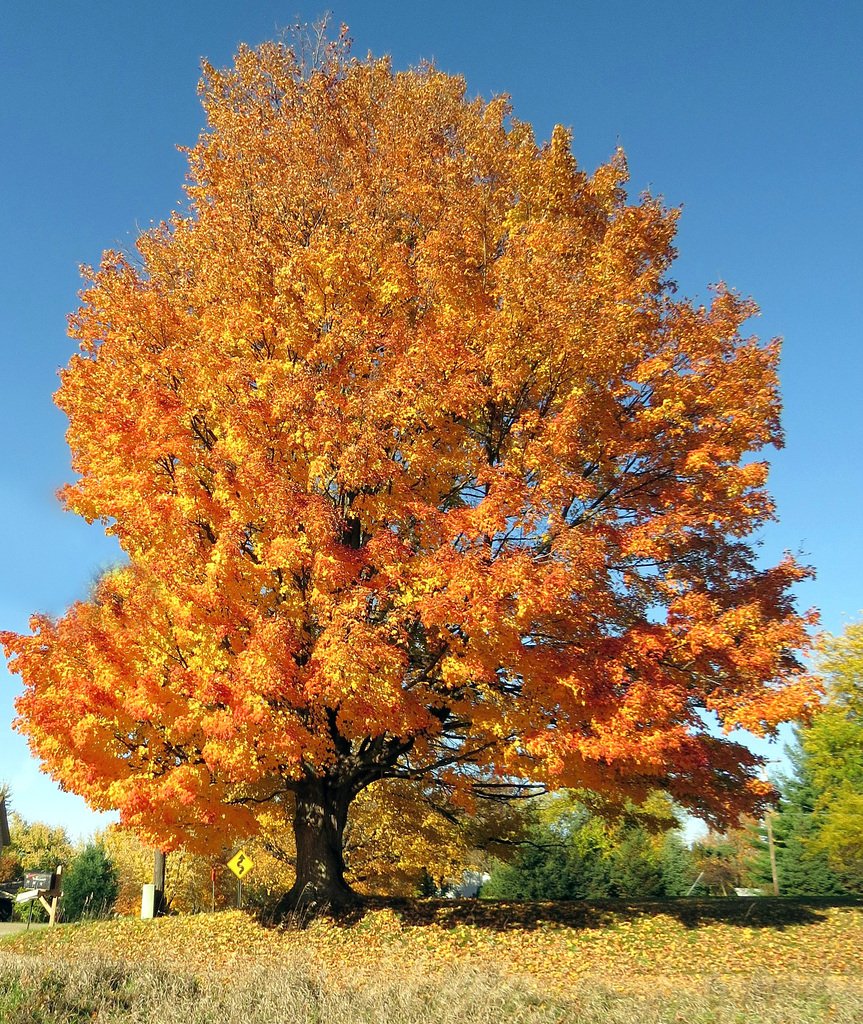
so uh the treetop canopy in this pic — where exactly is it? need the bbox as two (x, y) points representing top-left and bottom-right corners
(3, 36), (816, 881)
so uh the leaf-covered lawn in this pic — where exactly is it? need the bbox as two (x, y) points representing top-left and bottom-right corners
(2, 899), (862, 994)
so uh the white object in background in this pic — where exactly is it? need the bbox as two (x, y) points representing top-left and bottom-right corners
(141, 883), (156, 919)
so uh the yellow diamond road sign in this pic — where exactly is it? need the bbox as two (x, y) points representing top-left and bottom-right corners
(227, 850), (254, 879)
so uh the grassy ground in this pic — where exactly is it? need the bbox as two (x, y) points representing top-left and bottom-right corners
(1, 899), (861, 1022)
(0, 923), (47, 935)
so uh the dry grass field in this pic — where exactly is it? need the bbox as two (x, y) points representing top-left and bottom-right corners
(1, 899), (861, 1022)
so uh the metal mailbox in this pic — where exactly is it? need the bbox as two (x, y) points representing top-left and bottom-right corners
(24, 871), (56, 892)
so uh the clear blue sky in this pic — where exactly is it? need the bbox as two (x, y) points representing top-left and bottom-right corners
(1, 0), (860, 840)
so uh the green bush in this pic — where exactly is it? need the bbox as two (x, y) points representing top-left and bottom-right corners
(62, 845), (119, 921)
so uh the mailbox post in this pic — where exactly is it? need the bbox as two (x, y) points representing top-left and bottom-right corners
(1, 803), (62, 926)
(15, 866), (63, 927)
(37, 866), (62, 926)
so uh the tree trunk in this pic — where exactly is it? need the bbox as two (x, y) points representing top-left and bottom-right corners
(273, 777), (358, 917)
(153, 850), (167, 916)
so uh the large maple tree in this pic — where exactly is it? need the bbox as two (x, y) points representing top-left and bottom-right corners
(2, 36), (817, 909)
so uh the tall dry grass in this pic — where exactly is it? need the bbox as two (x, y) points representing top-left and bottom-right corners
(0, 950), (859, 1023)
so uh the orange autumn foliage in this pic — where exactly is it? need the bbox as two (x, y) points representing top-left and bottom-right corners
(2, 34), (816, 901)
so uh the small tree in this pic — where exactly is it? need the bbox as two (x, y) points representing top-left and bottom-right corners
(748, 746), (849, 896)
(658, 832), (699, 896)
(801, 623), (863, 888)
(480, 793), (682, 899)
(480, 823), (593, 900)
(2, 814), (73, 922)
(7, 813), (72, 873)
(609, 829), (664, 898)
(62, 844), (119, 921)
(692, 825), (759, 895)
(0, 786), (14, 922)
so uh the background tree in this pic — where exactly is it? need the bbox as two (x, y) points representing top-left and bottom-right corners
(0, 785), (14, 882)
(101, 826), (239, 914)
(608, 828), (664, 898)
(480, 792), (687, 899)
(658, 832), (699, 897)
(480, 837), (586, 900)
(0, 786), (15, 921)
(61, 844), (119, 921)
(345, 778), (530, 896)
(805, 623), (863, 793)
(809, 792), (863, 888)
(800, 622), (863, 888)
(2, 33), (816, 910)
(6, 813), (72, 874)
(747, 745), (848, 896)
(3, 814), (74, 922)
(691, 824), (759, 896)
(101, 826), (162, 915)
(479, 797), (600, 900)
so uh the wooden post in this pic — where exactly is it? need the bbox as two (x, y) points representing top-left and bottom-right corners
(153, 851), (166, 916)
(0, 796), (10, 849)
(685, 870), (705, 897)
(765, 812), (780, 896)
(37, 865), (63, 925)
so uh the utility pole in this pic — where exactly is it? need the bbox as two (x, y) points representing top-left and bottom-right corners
(153, 851), (167, 916)
(760, 765), (780, 897)
(141, 851), (167, 920)
(765, 811), (780, 896)
(0, 794), (10, 850)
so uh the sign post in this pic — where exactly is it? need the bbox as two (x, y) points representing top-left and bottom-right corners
(227, 850), (254, 909)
